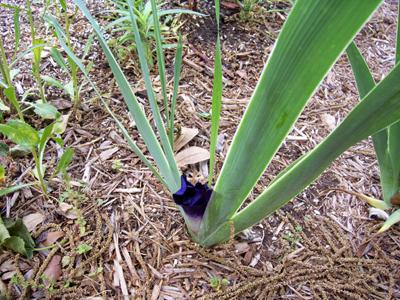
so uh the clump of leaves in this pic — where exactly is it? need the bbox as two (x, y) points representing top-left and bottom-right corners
(237, 0), (258, 20)
(0, 115), (74, 195)
(44, 3), (95, 115)
(106, 0), (203, 65)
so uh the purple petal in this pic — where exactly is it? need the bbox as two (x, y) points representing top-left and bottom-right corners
(173, 175), (213, 232)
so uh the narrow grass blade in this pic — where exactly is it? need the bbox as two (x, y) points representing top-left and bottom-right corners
(47, 9), (179, 192)
(127, 1), (181, 187)
(169, 34), (183, 144)
(201, 0), (382, 238)
(158, 9), (206, 18)
(0, 183), (31, 197)
(347, 42), (395, 203)
(9, 43), (47, 69)
(150, 0), (169, 128)
(378, 208), (400, 232)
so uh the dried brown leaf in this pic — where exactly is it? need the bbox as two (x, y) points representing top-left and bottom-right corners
(175, 147), (210, 167)
(43, 231), (65, 246)
(43, 255), (62, 284)
(99, 147), (119, 161)
(174, 127), (199, 152)
(22, 213), (45, 232)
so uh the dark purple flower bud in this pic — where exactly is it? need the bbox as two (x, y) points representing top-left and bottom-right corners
(173, 175), (213, 233)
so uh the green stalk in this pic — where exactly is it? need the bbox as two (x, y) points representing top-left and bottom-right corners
(31, 147), (47, 195)
(0, 37), (12, 86)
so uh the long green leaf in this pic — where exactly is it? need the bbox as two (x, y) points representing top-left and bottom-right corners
(169, 34), (183, 144)
(64, 4), (181, 192)
(378, 208), (400, 232)
(208, 0), (222, 186)
(12, 7), (20, 60)
(385, 2), (400, 204)
(127, 1), (181, 188)
(200, 0), (382, 238)
(204, 61), (400, 246)
(150, 0), (169, 128)
(347, 42), (395, 203)
(45, 13), (167, 188)
(0, 183), (31, 197)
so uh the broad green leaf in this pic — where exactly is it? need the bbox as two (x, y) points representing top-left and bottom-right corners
(0, 218), (10, 244)
(54, 148), (74, 176)
(347, 42), (396, 203)
(385, 3), (400, 204)
(3, 218), (35, 258)
(230, 62), (400, 244)
(4, 87), (22, 119)
(33, 101), (60, 120)
(200, 0), (382, 238)
(0, 119), (39, 148)
(69, 3), (180, 191)
(2, 236), (29, 257)
(0, 142), (9, 157)
(53, 114), (69, 134)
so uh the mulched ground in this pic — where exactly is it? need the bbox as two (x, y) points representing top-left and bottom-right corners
(0, 0), (399, 299)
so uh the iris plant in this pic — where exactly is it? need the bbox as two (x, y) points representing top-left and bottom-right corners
(346, 4), (400, 232)
(72, 0), (400, 246)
